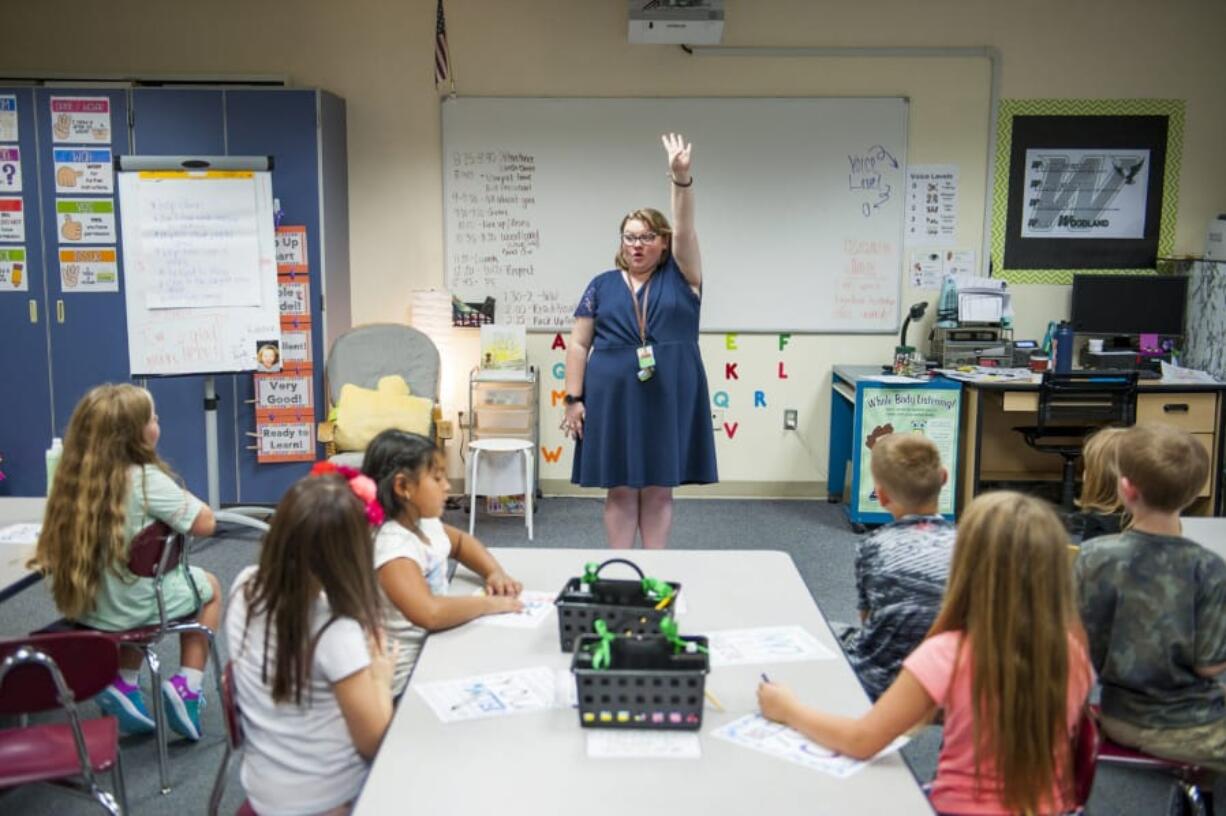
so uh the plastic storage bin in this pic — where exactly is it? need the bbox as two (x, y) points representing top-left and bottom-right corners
(571, 633), (709, 730)
(554, 558), (681, 652)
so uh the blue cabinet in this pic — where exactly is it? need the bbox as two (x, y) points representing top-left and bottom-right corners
(0, 86), (349, 504)
(35, 89), (133, 437)
(130, 88), (228, 497)
(0, 89), (53, 496)
(226, 89), (350, 503)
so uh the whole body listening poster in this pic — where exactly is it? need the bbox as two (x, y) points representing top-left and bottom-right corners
(857, 386), (961, 516)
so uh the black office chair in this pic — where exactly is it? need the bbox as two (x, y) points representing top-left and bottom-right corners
(1013, 371), (1138, 511)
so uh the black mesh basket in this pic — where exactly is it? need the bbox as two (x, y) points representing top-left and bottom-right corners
(554, 558), (681, 652)
(571, 634), (709, 730)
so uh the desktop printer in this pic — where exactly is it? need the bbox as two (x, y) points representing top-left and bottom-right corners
(930, 326), (1013, 368)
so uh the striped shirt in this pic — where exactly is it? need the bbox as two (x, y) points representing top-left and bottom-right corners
(844, 515), (955, 700)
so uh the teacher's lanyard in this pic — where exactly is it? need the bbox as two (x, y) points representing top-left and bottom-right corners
(623, 272), (652, 346)
(623, 272), (656, 381)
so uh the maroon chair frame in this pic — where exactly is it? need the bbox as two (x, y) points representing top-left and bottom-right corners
(0, 631), (128, 814)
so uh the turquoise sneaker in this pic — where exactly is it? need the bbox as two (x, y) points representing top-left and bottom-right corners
(161, 675), (204, 741)
(96, 678), (157, 735)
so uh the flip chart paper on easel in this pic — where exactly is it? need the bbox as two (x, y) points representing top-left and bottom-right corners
(138, 173), (262, 309)
(118, 168), (280, 376)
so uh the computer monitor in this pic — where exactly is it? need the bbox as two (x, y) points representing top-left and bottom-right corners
(1069, 274), (1188, 336)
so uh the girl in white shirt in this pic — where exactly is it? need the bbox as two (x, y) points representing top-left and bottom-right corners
(225, 473), (396, 816)
(361, 430), (523, 696)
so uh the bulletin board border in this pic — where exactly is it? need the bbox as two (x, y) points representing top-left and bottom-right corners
(990, 98), (1184, 285)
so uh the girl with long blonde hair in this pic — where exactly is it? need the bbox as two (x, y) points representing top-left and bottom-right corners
(33, 383), (220, 740)
(1070, 426), (1127, 541)
(758, 492), (1094, 815)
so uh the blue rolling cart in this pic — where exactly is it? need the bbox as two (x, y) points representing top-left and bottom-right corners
(827, 364), (962, 531)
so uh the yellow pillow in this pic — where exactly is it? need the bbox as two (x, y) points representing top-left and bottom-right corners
(334, 375), (433, 452)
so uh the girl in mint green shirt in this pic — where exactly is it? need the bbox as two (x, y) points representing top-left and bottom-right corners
(34, 383), (220, 740)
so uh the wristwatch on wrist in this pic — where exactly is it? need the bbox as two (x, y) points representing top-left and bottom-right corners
(564, 393), (584, 405)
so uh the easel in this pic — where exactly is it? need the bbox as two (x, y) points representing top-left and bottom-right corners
(118, 155), (280, 532)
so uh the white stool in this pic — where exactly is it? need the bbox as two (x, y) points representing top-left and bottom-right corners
(467, 438), (534, 541)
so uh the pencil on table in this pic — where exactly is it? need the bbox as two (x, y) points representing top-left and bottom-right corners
(704, 688), (726, 712)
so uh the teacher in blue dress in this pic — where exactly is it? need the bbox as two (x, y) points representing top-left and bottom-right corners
(562, 133), (718, 549)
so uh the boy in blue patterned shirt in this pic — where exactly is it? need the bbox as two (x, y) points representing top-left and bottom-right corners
(842, 433), (955, 700)
(1075, 423), (1226, 771)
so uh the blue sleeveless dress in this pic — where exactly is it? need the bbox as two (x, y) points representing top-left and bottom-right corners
(571, 258), (718, 488)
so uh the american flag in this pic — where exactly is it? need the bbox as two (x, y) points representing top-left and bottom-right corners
(435, 0), (453, 93)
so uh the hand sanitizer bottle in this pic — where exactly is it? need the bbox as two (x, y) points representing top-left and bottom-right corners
(45, 437), (63, 494)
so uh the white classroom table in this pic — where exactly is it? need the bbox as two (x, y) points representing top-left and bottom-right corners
(355, 548), (933, 816)
(1181, 516), (1226, 562)
(0, 497), (44, 605)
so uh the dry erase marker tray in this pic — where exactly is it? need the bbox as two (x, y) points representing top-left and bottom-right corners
(554, 558), (681, 652)
(571, 634), (709, 730)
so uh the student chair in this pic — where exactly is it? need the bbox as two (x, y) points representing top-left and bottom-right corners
(318, 323), (444, 467)
(37, 520), (224, 795)
(118, 520), (224, 795)
(1013, 371), (1138, 511)
(1072, 705), (1101, 812)
(0, 632), (128, 815)
(207, 662), (258, 816)
(1091, 706), (1215, 816)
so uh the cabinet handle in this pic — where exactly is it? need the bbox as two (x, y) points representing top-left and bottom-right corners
(56, 300), (65, 323)
(28, 299), (38, 324)
(1162, 403), (1190, 414)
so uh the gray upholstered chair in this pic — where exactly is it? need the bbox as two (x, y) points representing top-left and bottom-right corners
(318, 323), (444, 468)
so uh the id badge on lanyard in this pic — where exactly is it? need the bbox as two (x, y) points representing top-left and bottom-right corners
(626, 273), (656, 382)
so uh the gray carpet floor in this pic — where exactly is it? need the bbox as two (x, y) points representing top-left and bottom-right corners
(0, 497), (1218, 814)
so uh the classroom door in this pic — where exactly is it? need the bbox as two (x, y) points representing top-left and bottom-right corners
(0, 88), (53, 495)
(129, 88), (231, 500)
(34, 88), (132, 437)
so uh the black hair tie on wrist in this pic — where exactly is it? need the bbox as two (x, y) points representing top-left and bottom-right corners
(670, 175), (694, 187)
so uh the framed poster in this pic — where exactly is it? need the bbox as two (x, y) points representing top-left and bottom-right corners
(991, 99), (1184, 284)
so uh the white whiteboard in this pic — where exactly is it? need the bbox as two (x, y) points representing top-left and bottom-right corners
(117, 171), (280, 375)
(443, 97), (907, 333)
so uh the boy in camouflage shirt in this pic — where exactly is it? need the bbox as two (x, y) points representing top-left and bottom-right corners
(843, 433), (955, 700)
(1075, 423), (1226, 771)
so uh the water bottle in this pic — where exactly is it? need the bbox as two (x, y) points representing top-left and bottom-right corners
(45, 437), (63, 494)
(936, 273), (958, 328)
(1052, 322), (1074, 373)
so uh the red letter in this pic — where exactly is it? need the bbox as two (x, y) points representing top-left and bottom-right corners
(551, 333), (566, 351)
(725, 363), (739, 380)
(541, 445), (563, 463)
(778, 361), (789, 380)
(723, 421), (739, 439)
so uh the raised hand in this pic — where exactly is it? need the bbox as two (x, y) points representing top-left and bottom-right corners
(662, 132), (692, 183)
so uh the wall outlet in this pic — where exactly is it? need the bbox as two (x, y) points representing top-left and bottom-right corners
(711, 408), (725, 431)
(783, 409), (798, 430)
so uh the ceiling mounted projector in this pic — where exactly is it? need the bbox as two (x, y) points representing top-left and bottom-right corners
(628, 0), (725, 45)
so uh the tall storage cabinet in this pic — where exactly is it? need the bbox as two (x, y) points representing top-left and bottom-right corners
(0, 85), (349, 504)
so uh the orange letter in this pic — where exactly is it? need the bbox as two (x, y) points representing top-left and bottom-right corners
(541, 445), (563, 463)
(550, 389), (567, 407)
